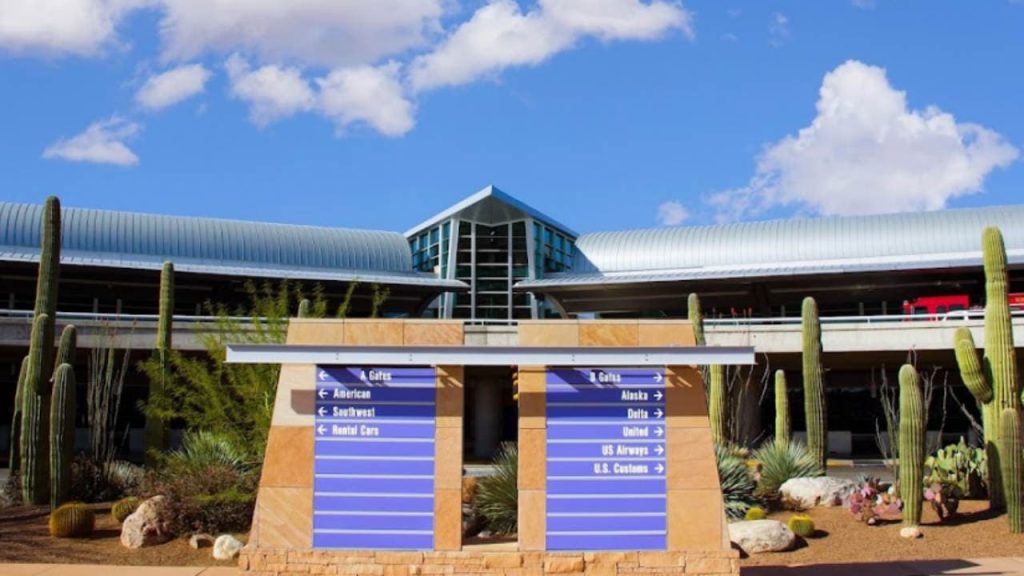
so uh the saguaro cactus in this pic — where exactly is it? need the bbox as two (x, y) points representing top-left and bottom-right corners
(953, 226), (1020, 510)
(899, 364), (925, 527)
(802, 297), (827, 472)
(1001, 408), (1023, 533)
(688, 293), (727, 443)
(9, 356), (28, 473)
(21, 313), (52, 504)
(298, 298), (312, 318)
(49, 363), (76, 509)
(775, 370), (791, 445)
(145, 261), (173, 461)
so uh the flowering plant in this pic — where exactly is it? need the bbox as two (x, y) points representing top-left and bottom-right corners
(847, 477), (901, 524)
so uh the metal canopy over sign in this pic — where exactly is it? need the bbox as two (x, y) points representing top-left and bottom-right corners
(545, 367), (668, 551)
(313, 366), (436, 550)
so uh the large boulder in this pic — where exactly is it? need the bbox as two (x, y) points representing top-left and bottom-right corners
(728, 520), (796, 554)
(120, 495), (173, 549)
(780, 477), (858, 508)
(213, 534), (244, 560)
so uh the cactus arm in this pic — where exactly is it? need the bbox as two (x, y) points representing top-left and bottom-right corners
(709, 365), (727, 444)
(899, 364), (925, 527)
(1001, 408), (1023, 533)
(954, 328), (991, 403)
(9, 356), (29, 473)
(687, 293), (706, 346)
(49, 363), (75, 509)
(21, 313), (52, 505)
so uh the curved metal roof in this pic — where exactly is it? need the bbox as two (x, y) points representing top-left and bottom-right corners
(519, 205), (1024, 288)
(0, 201), (464, 289)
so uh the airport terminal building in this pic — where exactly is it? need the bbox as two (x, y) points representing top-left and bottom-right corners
(1, 186), (1022, 458)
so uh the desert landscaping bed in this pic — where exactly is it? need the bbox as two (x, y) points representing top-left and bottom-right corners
(740, 500), (1024, 567)
(0, 502), (238, 566)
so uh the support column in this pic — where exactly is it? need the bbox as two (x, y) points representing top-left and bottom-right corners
(517, 365), (546, 551)
(435, 365), (464, 551)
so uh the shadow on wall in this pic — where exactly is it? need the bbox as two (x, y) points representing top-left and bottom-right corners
(742, 558), (1017, 576)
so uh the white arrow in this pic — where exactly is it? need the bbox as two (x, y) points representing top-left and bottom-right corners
(654, 408), (664, 418)
(654, 391), (663, 401)
(316, 425), (326, 436)
(318, 370), (327, 381)
(655, 463), (665, 474)
(655, 427), (664, 437)
(653, 373), (663, 383)
(318, 406), (327, 417)
(318, 388), (328, 399)
(655, 445), (665, 455)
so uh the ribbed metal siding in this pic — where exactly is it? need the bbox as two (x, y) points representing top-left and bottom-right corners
(572, 206), (1024, 274)
(1, 202), (413, 273)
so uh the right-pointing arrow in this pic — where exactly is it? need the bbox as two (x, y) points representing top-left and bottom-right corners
(655, 445), (665, 455)
(653, 373), (663, 383)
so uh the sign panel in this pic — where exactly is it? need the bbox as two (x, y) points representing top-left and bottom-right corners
(313, 366), (436, 550)
(545, 367), (667, 551)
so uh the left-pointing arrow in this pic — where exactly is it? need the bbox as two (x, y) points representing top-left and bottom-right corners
(317, 425), (326, 435)
(317, 406), (327, 417)
(318, 388), (328, 399)
(318, 370), (327, 381)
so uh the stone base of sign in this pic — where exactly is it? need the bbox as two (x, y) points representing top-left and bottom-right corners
(239, 548), (740, 575)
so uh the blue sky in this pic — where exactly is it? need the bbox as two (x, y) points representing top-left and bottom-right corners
(0, 1), (1021, 235)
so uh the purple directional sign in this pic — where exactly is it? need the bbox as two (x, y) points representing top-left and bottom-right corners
(313, 365), (436, 550)
(546, 367), (667, 551)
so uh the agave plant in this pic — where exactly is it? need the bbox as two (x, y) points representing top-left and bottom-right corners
(165, 430), (255, 475)
(475, 443), (517, 534)
(715, 443), (761, 519)
(753, 437), (823, 498)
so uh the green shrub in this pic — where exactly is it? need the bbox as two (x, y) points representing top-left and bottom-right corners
(70, 455), (142, 503)
(111, 496), (140, 523)
(475, 443), (517, 535)
(49, 502), (95, 538)
(137, 462), (257, 535)
(716, 443), (761, 519)
(744, 506), (767, 521)
(165, 430), (253, 474)
(753, 438), (823, 498)
(787, 514), (815, 537)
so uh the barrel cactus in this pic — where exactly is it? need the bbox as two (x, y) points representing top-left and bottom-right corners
(787, 514), (815, 538)
(744, 506), (767, 521)
(49, 363), (76, 509)
(775, 370), (790, 445)
(953, 226), (1020, 511)
(49, 502), (95, 538)
(899, 364), (925, 527)
(802, 297), (827, 472)
(1000, 409), (1022, 533)
(111, 496), (141, 523)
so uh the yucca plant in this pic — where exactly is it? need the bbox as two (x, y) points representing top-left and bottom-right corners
(165, 430), (254, 475)
(716, 443), (761, 519)
(475, 443), (517, 534)
(753, 438), (824, 498)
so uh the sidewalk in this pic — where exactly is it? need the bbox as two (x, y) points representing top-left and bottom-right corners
(743, 557), (1024, 575)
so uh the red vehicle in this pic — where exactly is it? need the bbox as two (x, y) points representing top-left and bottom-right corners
(902, 293), (1024, 317)
(902, 295), (969, 316)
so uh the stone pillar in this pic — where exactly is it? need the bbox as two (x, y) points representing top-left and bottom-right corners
(473, 379), (502, 459)
(435, 365), (464, 551)
(517, 365), (546, 551)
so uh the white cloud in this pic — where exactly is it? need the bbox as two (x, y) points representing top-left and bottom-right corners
(316, 63), (415, 137)
(409, 0), (692, 92)
(0, 0), (149, 57)
(42, 116), (141, 166)
(225, 54), (315, 126)
(769, 12), (789, 47)
(709, 60), (1019, 221)
(136, 63), (210, 110)
(656, 201), (690, 226)
(158, 0), (444, 68)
